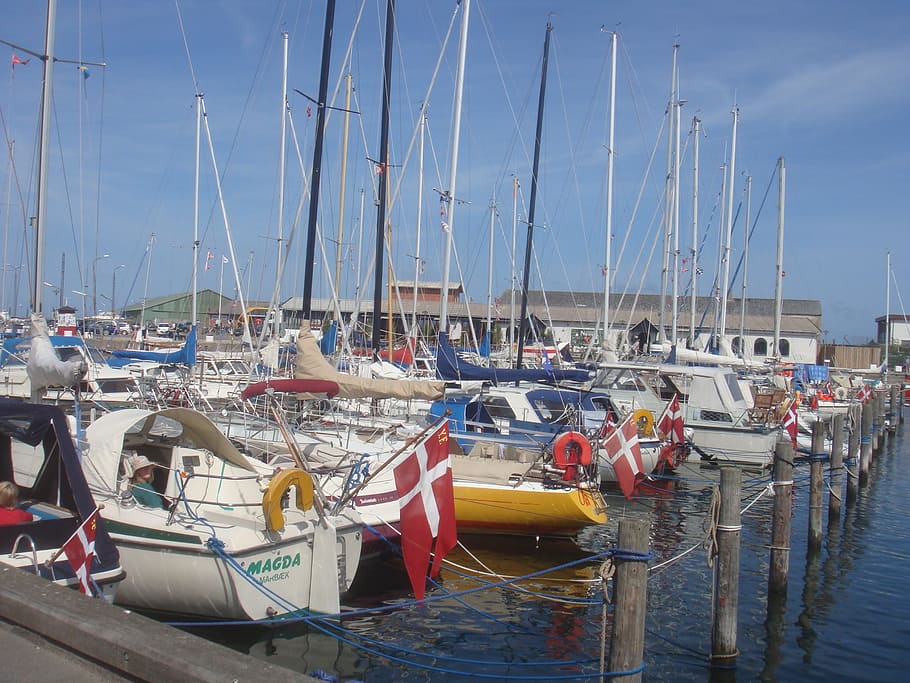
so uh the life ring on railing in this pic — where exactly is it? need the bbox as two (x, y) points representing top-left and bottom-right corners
(553, 431), (593, 468)
(633, 408), (655, 437)
(262, 468), (315, 532)
(164, 388), (188, 407)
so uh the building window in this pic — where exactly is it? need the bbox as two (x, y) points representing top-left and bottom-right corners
(779, 339), (790, 357)
(732, 336), (742, 354)
(754, 338), (768, 356)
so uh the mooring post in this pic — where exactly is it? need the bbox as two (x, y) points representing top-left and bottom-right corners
(828, 413), (845, 521)
(846, 403), (860, 505)
(889, 383), (900, 431)
(807, 420), (824, 549)
(870, 393), (881, 452)
(860, 402), (873, 484)
(711, 467), (742, 669)
(769, 437), (794, 595)
(608, 518), (649, 682)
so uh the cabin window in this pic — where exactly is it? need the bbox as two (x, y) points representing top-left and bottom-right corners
(724, 374), (746, 402)
(702, 410), (733, 423)
(482, 396), (515, 420)
(778, 339), (790, 357)
(531, 398), (574, 424)
(753, 338), (768, 356)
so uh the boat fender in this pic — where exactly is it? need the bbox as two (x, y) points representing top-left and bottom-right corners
(262, 468), (315, 532)
(633, 408), (655, 437)
(834, 386), (848, 401)
(553, 431), (593, 468)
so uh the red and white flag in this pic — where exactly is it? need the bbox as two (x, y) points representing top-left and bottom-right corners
(782, 400), (798, 451)
(393, 420), (457, 600)
(655, 394), (686, 470)
(602, 412), (644, 499)
(655, 394), (685, 445)
(856, 384), (872, 405)
(62, 508), (99, 595)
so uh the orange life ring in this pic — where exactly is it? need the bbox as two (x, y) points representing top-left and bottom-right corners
(553, 431), (593, 468)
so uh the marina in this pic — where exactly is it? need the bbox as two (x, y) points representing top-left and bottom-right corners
(2, 1), (909, 681)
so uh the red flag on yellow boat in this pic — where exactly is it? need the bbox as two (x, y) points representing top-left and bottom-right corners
(62, 508), (99, 595)
(393, 421), (457, 600)
(602, 412), (643, 499)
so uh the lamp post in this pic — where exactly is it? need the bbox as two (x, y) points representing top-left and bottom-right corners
(92, 253), (109, 316)
(112, 264), (125, 319)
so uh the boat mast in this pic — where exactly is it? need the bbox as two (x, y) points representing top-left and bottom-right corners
(688, 116), (700, 349)
(671, 90), (683, 347)
(486, 200), (495, 340)
(773, 156), (785, 357)
(885, 251), (891, 370)
(438, 0), (471, 336)
(719, 106), (739, 342)
(371, 0), (395, 355)
(738, 174), (752, 357)
(192, 93), (201, 333)
(509, 176), (519, 363)
(32, 0), (57, 316)
(274, 31), (289, 338)
(601, 31), (616, 358)
(301, 0), (336, 323)
(333, 72), (352, 334)
(515, 21), (552, 370)
(411, 110), (426, 332)
(658, 43), (678, 345)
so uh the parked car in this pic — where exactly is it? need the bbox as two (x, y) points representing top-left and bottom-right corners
(156, 323), (172, 337)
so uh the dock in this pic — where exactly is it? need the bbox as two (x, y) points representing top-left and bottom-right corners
(0, 567), (317, 682)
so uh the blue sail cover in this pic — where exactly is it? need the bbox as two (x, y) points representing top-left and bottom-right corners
(109, 325), (197, 366)
(434, 332), (590, 384)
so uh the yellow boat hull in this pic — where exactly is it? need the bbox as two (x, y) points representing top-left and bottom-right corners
(453, 480), (607, 537)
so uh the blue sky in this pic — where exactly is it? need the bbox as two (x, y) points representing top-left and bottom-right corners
(2, 1), (907, 342)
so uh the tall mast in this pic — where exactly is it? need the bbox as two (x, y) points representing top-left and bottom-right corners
(334, 72), (353, 328)
(719, 106), (738, 341)
(32, 0), (57, 315)
(885, 251), (891, 370)
(658, 43), (678, 344)
(274, 31), (289, 338)
(301, 0), (336, 322)
(509, 176), (519, 363)
(515, 22), (552, 370)
(411, 110), (426, 331)
(486, 200), (495, 336)
(601, 31), (617, 357)
(738, 174), (752, 357)
(688, 116), (700, 348)
(192, 93), (201, 329)
(670, 92), (683, 346)
(371, 0), (395, 354)
(438, 0), (471, 334)
(773, 157), (785, 357)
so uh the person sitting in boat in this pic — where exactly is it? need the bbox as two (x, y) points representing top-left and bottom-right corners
(0, 481), (34, 524)
(128, 455), (166, 509)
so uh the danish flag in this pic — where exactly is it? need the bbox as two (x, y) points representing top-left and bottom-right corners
(61, 508), (99, 595)
(856, 384), (872, 405)
(602, 412), (644, 499)
(655, 394), (685, 470)
(392, 420), (457, 600)
(782, 400), (798, 451)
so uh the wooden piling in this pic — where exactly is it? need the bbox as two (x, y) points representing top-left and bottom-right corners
(609, 518), (650, 682)
(808, 420), (825, 549)
(769, 437), (794, 595)
(860, 402), (873, 484)
(846, 403), (860, 505)
(889, 383), (901, 431)
(871, 394), (881, 452)
(711, 467), (742, 667)
(828, 413), (845, 521)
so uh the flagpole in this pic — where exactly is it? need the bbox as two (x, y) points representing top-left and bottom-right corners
(44, 504), (103, 567)
(335, 416), (447, 510)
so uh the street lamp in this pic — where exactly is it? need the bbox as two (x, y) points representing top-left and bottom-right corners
(73, 289), (88, 332)
(112, 264), (125, 319)
(92, 253), (109, 317)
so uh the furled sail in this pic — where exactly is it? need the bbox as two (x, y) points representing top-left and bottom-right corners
(294, 328), (445, 400)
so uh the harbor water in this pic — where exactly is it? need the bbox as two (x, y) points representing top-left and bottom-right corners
(179, 427), (908, 681)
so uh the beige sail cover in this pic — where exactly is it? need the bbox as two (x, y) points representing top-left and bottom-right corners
(295, 328), (445, 400)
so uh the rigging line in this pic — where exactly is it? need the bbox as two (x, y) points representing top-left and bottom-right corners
(451, 227), (481, 353)
(891, 266), (908, 323)
(726, 163), (777, 296)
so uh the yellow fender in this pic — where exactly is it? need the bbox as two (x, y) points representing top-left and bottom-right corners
(633, 408), (655, 438)
(262, 468), (315, 532)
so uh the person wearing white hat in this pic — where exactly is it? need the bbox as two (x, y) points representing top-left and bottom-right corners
(128, 454), (165, 508)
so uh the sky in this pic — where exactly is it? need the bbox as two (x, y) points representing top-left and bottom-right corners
(1, 0), (908, 343)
